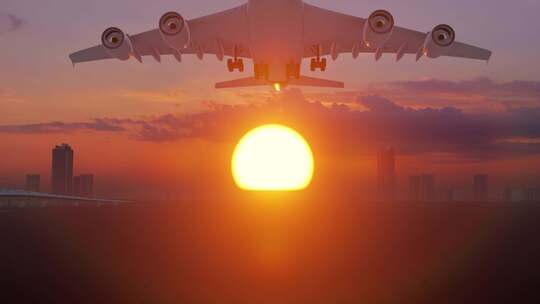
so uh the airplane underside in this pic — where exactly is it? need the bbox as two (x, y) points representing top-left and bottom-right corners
(69, 0), (492, 90)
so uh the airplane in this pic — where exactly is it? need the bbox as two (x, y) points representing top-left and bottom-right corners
(69, 0), (492, 90)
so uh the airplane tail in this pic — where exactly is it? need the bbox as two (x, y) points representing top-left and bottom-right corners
(215, 76), (344, 89)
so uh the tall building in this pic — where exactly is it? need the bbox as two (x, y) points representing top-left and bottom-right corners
(25, 174), (40, 192)
(410, 174), (435, 202)
(52, 144), (74, 195)
(525, 188), (540, 202)
(377, 148), (396, 201)
(73, 174), (94, 197)
(473, 174), (489, 202)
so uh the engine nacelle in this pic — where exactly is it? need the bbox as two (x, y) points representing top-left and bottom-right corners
(423, 24), (456, 58)
(363, 10), (394, 49)
(158, 11), (191, 50)
(101, 27), (132, 61)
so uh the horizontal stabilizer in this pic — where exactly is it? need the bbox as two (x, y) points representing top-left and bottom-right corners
(215, 77), (267, 89)
(215, 76), (345, 89)
(289, 76), (344, 88)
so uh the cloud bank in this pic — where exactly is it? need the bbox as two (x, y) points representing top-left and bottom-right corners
(2, 85), (540, 159)
(363, 78), (540, 110)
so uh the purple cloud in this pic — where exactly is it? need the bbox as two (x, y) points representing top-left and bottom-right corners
(1, 87), (540, 159)
(365, 78), (540, 110)
(0, 119), (125, 134)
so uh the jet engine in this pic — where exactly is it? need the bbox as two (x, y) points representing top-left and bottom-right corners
(423, 24), (455, 58)
(159, 11), (191, 50)
(363, 10), (394, 49)
(101, 27), (132, 60)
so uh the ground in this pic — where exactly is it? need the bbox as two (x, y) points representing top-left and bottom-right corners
(1, 198), (539, 303)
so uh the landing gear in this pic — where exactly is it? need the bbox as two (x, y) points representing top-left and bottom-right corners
(310, 44), (327, 72)
(227, 58), (244, 72)
(310, 57), (326, 72)
(227, 45), (244, 72)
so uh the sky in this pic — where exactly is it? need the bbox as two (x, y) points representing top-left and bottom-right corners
(1, 0), (540, 199)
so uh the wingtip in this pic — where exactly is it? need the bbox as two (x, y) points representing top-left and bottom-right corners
(68, 54), (76, 68)
(486, 50), (493, 65)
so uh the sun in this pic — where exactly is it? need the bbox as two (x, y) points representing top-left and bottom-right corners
(232, 124), (314, 191)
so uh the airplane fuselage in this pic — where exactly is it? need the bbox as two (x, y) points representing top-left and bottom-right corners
(247, 0), (305, 83)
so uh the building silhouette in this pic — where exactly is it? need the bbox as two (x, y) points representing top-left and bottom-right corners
(377, 148), (396, 201)
(25, 174), (40, 192)
(525, 188), (540, 202)
(410, 174), (435, 202)
(473, 174), (489, 202)
(73, 174), (94, 198)
(51, 144), (74, 195)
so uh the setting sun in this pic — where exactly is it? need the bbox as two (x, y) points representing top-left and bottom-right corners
(231, 125), (314, 191)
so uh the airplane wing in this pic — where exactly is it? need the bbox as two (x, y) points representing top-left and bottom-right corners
(303, 4), (492, 61)
(70, 5), (251, 64)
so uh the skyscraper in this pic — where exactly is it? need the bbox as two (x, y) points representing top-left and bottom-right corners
(473, 174), (489, 202)
(377, 148), (396, 201)
(73, 174), (94, 198)
(52, 144), (74, 195)
(525, 188), (540, 202)
(25, 174), (40, 192)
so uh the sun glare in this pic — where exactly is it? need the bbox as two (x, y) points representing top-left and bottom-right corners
(232, 125), (314, 191)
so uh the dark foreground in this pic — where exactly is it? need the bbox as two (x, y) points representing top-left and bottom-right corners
(1, 197), (539, 304)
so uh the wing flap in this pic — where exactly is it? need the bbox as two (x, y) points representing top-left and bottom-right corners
(445, 42), (492, 61)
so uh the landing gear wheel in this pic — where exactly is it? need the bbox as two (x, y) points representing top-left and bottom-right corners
(227, 58), (244, 72)
(227, 59), (234, 72)
(238, 59), (244, 72)
(320, 58), (327, 72)
(310, 57), (327, 72)
(310, 58), (316, 71)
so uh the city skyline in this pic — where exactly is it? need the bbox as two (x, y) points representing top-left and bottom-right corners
(2, 144), (96, 198)
(1, 142), (537, 202)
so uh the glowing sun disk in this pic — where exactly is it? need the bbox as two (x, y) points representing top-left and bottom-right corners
(232, 125), (314, 191)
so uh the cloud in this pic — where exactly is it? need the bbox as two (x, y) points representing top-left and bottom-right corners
(305, 78), (540, 112)
(0, 119), (126, 134)
(366, 78), (540, 110)
(2, 86), (540, 159)
(0, 13), (24, 34)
